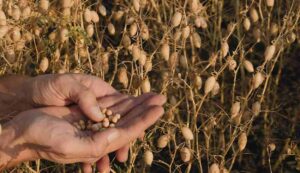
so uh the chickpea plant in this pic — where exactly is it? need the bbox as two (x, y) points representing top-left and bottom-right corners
(0, 0), (300, 172)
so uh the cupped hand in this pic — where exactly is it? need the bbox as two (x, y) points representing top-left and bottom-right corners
(0, 93), (166, 172)
(23, 74), (119, 122)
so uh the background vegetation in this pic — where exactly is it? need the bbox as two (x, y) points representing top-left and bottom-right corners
(0, 0), (300, 172)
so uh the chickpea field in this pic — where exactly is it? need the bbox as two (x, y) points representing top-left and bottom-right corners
(1, 0), (300, 172)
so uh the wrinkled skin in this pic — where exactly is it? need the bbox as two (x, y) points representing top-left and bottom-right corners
(2, 93), (166, 172)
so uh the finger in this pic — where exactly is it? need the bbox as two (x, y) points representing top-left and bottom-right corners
(117, 94), (166, 126)
(69, 82), (105, 122)
(93, 105), (164, 154)
(62, 94), (131, 122)
(82, 163), (93, 173)
(73, 74), (118, 97)
(96, 155), (110, 173)
(97, 94), (131, 109)
(66, 106), (163, 158)
(116, 144), (129, 162)
(108, 92), (157, 116)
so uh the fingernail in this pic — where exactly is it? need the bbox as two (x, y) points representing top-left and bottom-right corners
(91, 106), (105, 120)
(107, 129), (120, 143)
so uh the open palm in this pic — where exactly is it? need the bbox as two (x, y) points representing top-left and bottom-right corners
(3, 93), (166, 172)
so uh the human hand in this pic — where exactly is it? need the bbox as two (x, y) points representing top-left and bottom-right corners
(0, 94), (166, 171)
(22, 74), (119, 122)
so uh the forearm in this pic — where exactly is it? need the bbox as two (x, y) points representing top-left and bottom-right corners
(0, 75), (32, 116)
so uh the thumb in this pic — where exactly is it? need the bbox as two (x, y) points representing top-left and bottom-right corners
(69, 82), (105, 122)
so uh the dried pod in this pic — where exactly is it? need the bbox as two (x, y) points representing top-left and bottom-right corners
(12, 6), (21, 21)
(211, 81), (220, 96)
(160, 43), (170, 61)
(122, 34), (131, 48)
(132, 45), (141, 61)
(209, 52), (217, 66)
(221, 41), (229, 57)
(39, 57), (49, 72)
(194, 16), (207, 29)
(86, 24), (94, 37)
(5, 49), (16, 63)
(221, 168), (229, 173)
(11, 27), (21, 42)
(209, 163), (220, 173)
(252, 101), (261, 116)
(181, 126), (194, 140)
(243, 60), (254, 73)
(57, 69), (66, 76)
(182, 26), (190, 39)
(169, 52), (178, 70)
(118, 67), (128, 88)
(0, 10), (6, 26)
(252, 72), (265, 89)
(188, 0), (199, 13)
(194, 75), (202, 89)
(174, 30), (182, 42)
(270, 23), (279, 36)
(144, 59), (153, 72)
(179, 55), (188, 69)
(15, 40), (25, 51)
(22, 6), (31, 19)
(266, 0), (274, 7)
(61, 0), (73, 8)
(39, 0), (49, 11)
(204, 76), (216, 94)
(60, 28), (69, 43)
(143, 150), (153, 166)
(227, 22), (235, 33)
(268, 143), (276, 152)
(132, 0), (140, 12)
(140, 0), (147, 8)
(84, 9), (92, 23)
(139, 51), (147, 66)
(243, 17), (251, 31)
(253, 28), (262, 42)
(91, 11), (99, 23)
(250, 8), (259, 22)
(129, 22), (138, 37)
(112, 10), (124, 21)
(126, 17), (135, 25)
(287, 32), (296, 44)
(157, 135), (169, 148)
(98, 5), (107, 16)
(228, 57), (237, 71)
(192, 32), (201, 48)
(180, 147), (191, 162)
(141, 22), (149, 40)
(171, 12), (182, 27)
(231, 102), (241, 119)
(107, 23), (115, 35)
(238, 132), (247, 151)
(264, 45), (276, 61)
(141, 77), (151, 93)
